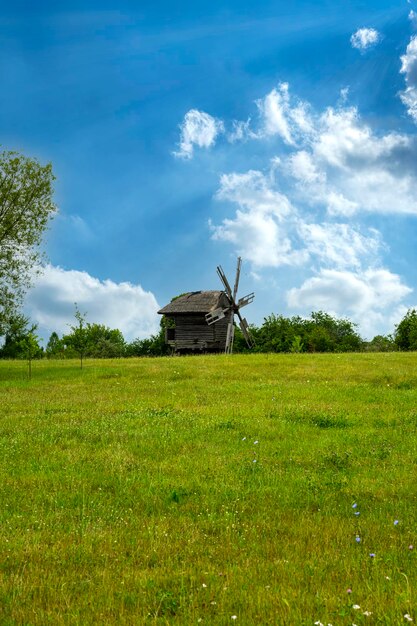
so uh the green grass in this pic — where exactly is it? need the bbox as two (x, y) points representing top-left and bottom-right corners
(0, 353), (417, 625)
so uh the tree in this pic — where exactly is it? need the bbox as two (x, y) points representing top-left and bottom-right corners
(46, 331), (65, 358)
(18, 326), (43, 379)
(64, 306), (88, 368)
(83, 324), (126, 358)
(394, 309), (417, 351)
(126, 330), (169, 357)
(0, 314), (43, 376)
(365, 334), (397, 352)
(0, 150), (56, 336)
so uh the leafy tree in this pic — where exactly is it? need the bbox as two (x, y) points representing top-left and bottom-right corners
(0, 315), (43, 377)
(18, 327), (42, 379)
(64, 306), (88, 368)
(365, 334), (397, 352)
(257, 314), (305, 353)
(290, 335), (304, 353)
(84, 324), (126, 358)
(254, 311), (362, 353)
(395, 309), (417, 351)
(126, 329), (170, 357)
(46, 331), (65, 358)
(0, 150), (56, 336)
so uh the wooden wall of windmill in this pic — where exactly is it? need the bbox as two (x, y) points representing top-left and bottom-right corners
(157, 258), (255, 354)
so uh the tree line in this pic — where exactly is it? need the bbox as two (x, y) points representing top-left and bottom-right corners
(2, 306), (417, 363)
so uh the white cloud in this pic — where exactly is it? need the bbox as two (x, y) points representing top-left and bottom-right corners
(174, 109), (224, 159)
(298, 222), (381, 270)
(350, 28), (380, 51)
(287, 268), (412, 338)
(24, 265), (160, 343)
(215, 170), (292, 219)
(227, 118), (252, 143)
(255, 83), (295, 144)
(284, 104), (417, 216)
(211, 170), (307, 267)
(314, 106), (409, 166)
(400, 36), (417, 124)
(287, 150), (325, 184)
(255, 83), (314, 145)
(409, 10), (417, 29)
(339, 87), (350, 104)
(211, 169), (382, 271)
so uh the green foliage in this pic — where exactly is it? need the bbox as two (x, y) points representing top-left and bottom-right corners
(63, 308), (127, 362)
(64, 305), (88, 368)
(46, 331), (65, 358)
(0, 149), (56, 335)
(17, 327), (42, 378)
(365, 334), (397, 352)
(290, 334), (304, 353)
(0, 314), (43, 360)
(82, 324), (126, 358)
(254, 310), (362, 353)
(126, 328), (170, 357)
(395, 308), (417, 351)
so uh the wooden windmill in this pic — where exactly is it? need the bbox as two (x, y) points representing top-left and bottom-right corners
(205, 257), (255, 354)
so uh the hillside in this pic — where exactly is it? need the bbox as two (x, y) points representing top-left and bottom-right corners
(1, 354), (416, 624)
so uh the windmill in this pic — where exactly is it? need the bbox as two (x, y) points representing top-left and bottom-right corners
(205, 257), (255, 354)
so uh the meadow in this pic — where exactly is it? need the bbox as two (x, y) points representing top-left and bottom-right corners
(0, 353), (416, 625)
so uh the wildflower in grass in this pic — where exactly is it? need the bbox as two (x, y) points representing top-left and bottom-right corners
(314, 621), (324, 625)
(363, 610), (372, 616)
(242, 437), (246, 441)
(202, 583), (207, 588)
(404, 614), (413, 622)
(369, 553), (376, 558)
(352, 604), (361, 610)
(355, 536), (361, 543)
(231, 617), (237, 621)
(254, 440), (259, 444)
(347, 588), (352, 594)
(409, 545), (414, 550)
(352, 503), (358, 508)
(253, 459), (257, 463)
(354, 511), (360, 516)
(394, 520), (399, 526)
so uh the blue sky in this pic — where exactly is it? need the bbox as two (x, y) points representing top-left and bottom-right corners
(2, 0), (417, 341)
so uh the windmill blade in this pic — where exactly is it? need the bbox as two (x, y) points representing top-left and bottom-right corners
(237, 292), (255, 309)
(237, 311), (255, 349)
(205, 306), (229, 325)
(225, 318), (235, 354)
(232, 257), (242, 302)
(217, 265), (233, 300)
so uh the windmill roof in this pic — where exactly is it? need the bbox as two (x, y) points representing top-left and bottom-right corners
(158, 291), (228, 314)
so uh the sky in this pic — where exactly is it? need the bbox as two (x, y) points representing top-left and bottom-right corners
(2, 0), (417, 342)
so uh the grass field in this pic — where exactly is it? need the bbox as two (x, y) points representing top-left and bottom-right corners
(0, 353), (417, 625)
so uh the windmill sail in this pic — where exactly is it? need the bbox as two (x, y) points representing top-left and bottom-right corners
(237, 312), (255, 348)
(207, 257), (255, 354)
(205, 307), (228, 325)
(237, 293), (254, 309)
(217, 265), (233, 299)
